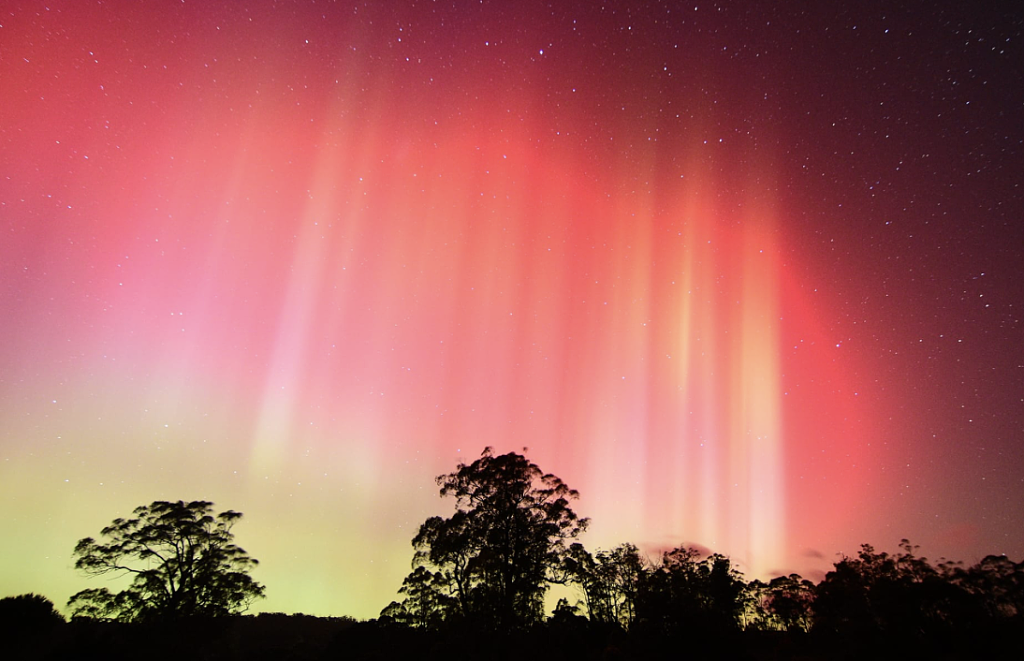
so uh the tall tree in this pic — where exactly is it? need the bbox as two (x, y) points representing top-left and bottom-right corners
(385, 448), (587, 629)
(68, 500), (264, 622)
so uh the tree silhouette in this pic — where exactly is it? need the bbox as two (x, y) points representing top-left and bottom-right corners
(380, 565), (457, 629)
(949, 553), (1024, 621)
(0, 593), (65, 626)
(68, 500), (264, 622)
(563, 542), (645, 629)
(384, 448), (587, 629)
(637, 546), (747, 634)
(813, 539), (978, 638)
(0, 593), (65, 658)
(758, 574), (815, 631)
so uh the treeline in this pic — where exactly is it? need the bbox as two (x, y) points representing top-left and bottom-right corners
(3, 449), (1022, 659)
(374, 449), (1024, 657)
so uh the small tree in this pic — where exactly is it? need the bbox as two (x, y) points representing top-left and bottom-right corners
(564, 542), (646, 628)
(0, 593), (65, 626)
(0, 593), (65, 657)
(637, 546), (747, 633)
(68, 500), (264, 622)
(761, 574), (815, 631)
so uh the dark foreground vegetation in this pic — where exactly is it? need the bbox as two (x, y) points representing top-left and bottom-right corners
(3, 600), (1022, 661)
(4, 449), (1022, 659)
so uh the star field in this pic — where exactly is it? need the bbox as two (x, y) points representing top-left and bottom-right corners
(0, 1), (1021, 619)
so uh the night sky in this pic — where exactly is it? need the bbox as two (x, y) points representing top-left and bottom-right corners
(1, 1), (1021, 619)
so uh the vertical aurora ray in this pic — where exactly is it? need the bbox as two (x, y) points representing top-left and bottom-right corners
(734, 215), (784, 575)
(613, 178), (785, 575)
(248, 147), (343, 476)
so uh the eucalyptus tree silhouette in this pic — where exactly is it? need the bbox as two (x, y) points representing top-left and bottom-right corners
(383, 448), (587, 629)
(68, 500), (264, 622)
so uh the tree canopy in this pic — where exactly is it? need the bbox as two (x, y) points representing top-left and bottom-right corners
(68, 500), (265, 622)
(383, 448), (587, 629)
